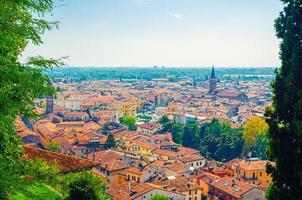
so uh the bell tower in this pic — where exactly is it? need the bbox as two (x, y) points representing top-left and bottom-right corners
(46, 82), (54, 114)
(209, 66), (217, 93)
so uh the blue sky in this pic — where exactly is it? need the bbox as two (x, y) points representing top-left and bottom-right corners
(22, 0), (283, 67)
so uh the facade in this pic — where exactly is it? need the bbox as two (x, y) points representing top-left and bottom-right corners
(137, 122), (161, 135)
(233, 159), (272, 185)
(63, 111), (89, 121)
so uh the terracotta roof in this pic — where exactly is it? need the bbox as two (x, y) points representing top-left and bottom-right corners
(134, 139), (158, 150)
(178, 147), (199, 155)
(225, 158), (241, 167)
(165, 163), (187, 172)
(106, 182), (183, 200)
(152, 148), (178, 158)
(126, 167), (142, 175)
(217, 90), (242, 98)
(152, 176), (200, 192)
(236, 160), (272, 171)
(179, 154), (205, 163)
(150, 133), (173, 142)
(22, 146), (98, 173)
(209, 176), (254, 198)
(87, 149), (123, 162)
(138, 122), (161, 131)
(64, 111), (88, 117)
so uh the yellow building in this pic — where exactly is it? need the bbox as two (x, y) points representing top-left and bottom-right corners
(234, 159), (273, 185)
(126, 167), (142, 183)
(124, 141), (141, 156)
(120, 98), (141, 115)
(123, 140), (157, 160)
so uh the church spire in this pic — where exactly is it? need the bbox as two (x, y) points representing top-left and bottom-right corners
(211, 66), (215, 79)
(209, 66), (217, 93)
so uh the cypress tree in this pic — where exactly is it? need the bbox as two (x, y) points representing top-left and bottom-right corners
(266, 0), (302, 199)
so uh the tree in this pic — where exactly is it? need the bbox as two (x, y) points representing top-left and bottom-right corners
(159, 115), (170, 124)
(199, 120), (244, 162)
(150, 194), (169, 200)
(170, 123), (183, 144)
(182, 123), (200, 149)
(106, 134), (116, 149)
(122, 115), (136, 130)
(265, 1), (302, 199)
(254, 133), (268, 160)
(0, 1), (64, 198)
(0, 0), (64, 161)
(64, 172), (109, 200)
(47, 141), (61, 153)
(243, 116), (268, 157)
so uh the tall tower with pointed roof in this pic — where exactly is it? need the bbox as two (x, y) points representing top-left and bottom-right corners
(46, 82), (54, 114)
(209, 66), (217, 93)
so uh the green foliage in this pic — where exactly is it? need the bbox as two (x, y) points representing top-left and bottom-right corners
(0, 158), (60, 200)
(265, 1), (302, 199)
(182, 123), (200, 149)
(161, 118), (244, 162)
(0, 1), (66, 198)
(0, 158), (25, 199)
(63, 171), (109, 200)
(159, 115), (170, 124)
(23, 159), (60, 186)
(47, 141), (61, 153)
(122, 115), (136, 130)
(0, 0), (64, 161)
(199, 120), (244, 162)
(9, 183), (63, 200)
(106, 134), (116, 149)
(254, 133), (268, 160)
(170, 123), (183, 144)
(150, 194), (169, 200)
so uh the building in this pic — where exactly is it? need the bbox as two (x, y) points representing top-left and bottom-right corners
(208, 176), (266, 200)
(106, 182), (185, 200)
(46, 83), (54, 114)
(137, 122), (161, 135)
(209, 66), (217, 93)
(152, 176), (202, 200)
(233, 159), (272, 186)
(63, 111), (89, 121)
(216, 90), (248, 102)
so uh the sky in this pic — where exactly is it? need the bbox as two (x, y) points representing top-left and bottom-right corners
(22, 0), (283, 67)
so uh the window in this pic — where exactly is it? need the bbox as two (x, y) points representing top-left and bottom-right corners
(260, 172), (262, 176)
(189, 191), (191, 195)
(253, 172), (256, 179)
(195, 190), (197, 194)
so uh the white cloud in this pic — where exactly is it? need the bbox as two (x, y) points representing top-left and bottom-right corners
(169, 13), (184, 20)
